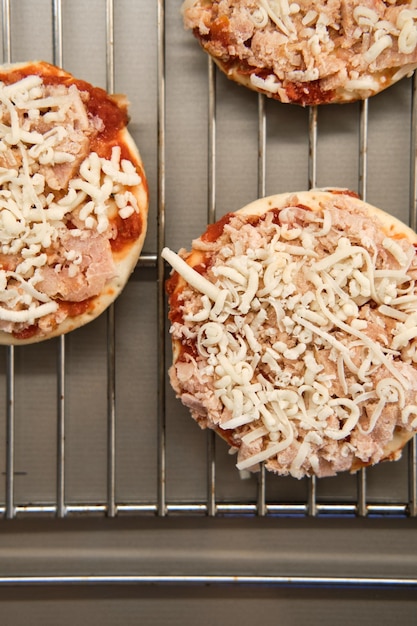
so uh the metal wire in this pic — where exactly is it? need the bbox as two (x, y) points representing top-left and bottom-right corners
(105, 0), (117, 520)
(0, 573), (415, 588)
(0, 500), (413, 518)
(206, 57), (217, 517)
(5, 346), (14, 520)
(1, 0), (10, 64)
(356, 98), (369, 518)
(51, 0), (67, 520)
(307, 105), (318, 518)
(157, 0), (167, 517)
(408, 73), (417, 518)
(1, 0), (13, 522)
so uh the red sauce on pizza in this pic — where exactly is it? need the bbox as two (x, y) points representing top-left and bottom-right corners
(58, 298), (94, 318)
(110, 211), (143, 253)
(180, 341), (199, 361)
(329, 189), (360, 199)
(285, 81), (334, 106)
(205, 15), (231, 46)
(201, 213), (233, 242)
(192, 262), (209, 275)
(12, 325), (38, 341)
(267, 208), (282, 225)
(11, 298), (94, 340)
(167, 288), (185, 325)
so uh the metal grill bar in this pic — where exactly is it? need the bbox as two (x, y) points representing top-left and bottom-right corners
(410, 73), (417, 232)
(356, 98), (369, 518)
(52, 0), (62, 71)
(408, 73), (417, 518)
(5, 346), (14, 520)
(1, 0), (10, 64)
(106, 305), (116, 518)
(0, 574), (415, 588)
(307, 105), (318, 518)
(409, 438), (417, 517)
(359, 98), (368, 201)
(257, 93), (266, 199)
(256, 94), (267, 517)
(308, 105), (318, 190)
(0, 501), (412, 518)
(206, 57), (217, 517)
(2, 0), (13, 522)
(56, 336), (66, 518)
(105, 0), (117, 520)
(51, 0), (66, 521)
(157, 0), (167, 517)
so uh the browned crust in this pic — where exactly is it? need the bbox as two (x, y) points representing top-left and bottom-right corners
(0, 61), (149, 345)
(167, 188), (417, 475)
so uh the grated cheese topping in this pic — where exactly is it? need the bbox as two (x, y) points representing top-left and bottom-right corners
(164, 195), (417, 478)
(183, 1), (417, 104)
(0, 73), (141, 335)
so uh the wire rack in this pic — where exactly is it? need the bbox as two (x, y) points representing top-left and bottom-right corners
(0, 0), (417, 595)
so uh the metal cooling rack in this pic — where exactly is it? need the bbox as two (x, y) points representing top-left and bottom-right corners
(0, 0), (416, 594)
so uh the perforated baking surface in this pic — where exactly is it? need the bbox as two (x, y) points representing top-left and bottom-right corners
(0, 0), (417, 601)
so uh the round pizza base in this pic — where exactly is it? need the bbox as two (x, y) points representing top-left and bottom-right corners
(0, 61), (149, 345)
(182, 1), (417, 105)
(166, 188), (417, 477)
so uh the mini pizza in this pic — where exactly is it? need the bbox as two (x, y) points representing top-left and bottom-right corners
(182, 0), (417, 105)
(162, 189), (417, 479)
(0, 61), (148, 344)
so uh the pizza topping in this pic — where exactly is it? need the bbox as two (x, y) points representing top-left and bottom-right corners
(182, 1), (417, 104)
(0, 69), (144, 339)
(164, 193), (417, 478)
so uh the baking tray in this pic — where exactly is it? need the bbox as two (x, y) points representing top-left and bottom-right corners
(0, 1), (416, 623)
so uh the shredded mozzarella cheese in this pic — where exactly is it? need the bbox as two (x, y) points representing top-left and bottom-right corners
(0, 72), (142, 333)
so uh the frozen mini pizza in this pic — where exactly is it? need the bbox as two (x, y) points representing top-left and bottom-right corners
(163, 189), (417, 478)
(0, 61), (148, 344)
(182, 0), (417, 105)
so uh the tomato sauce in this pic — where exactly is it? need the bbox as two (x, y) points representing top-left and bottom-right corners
(329, 189), (360, 199)
(167, 288), (184, 325)
(57, 298), (93, 318)
(110, 211), (143, 253)
(12, 325), (38, 341)
(285, 80), (334, 106)
(179, 341), (199, 361)
(12, 297), (94, 340)
(196, 14), (230, 47)
(201, 213), (233, 242)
